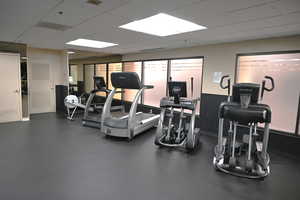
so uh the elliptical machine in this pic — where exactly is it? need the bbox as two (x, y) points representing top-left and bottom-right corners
(155, 79), (200, 151)
(213, 75), (274, 179)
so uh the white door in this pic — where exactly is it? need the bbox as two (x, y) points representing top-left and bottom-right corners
(0, 53), (22, 122)
(29, 62), (54, 114)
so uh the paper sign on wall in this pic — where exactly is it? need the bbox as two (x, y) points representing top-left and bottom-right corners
(213, 72), (222, 83)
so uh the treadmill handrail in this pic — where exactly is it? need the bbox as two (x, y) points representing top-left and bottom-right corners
(101, 88), (116, 128)
(84, 92), (96, 119)
(128, 87), (145, 138)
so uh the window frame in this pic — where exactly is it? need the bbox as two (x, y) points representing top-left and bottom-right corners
(83, 63), (108, 91)
(82, 56), (204, 115)
(123, 56), (204, 116)
(83, 63), (96, 92)
(235, 50), (300, 136)
(122, 61), (143, 103)
(108, 62), (123, 100)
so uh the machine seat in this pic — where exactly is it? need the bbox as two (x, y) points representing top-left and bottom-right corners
(219, 102), (271, 123)
(103, 117), (128, 129)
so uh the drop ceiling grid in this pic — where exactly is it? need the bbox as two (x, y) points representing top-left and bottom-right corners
(0, 0), (63, 42)
(43, 0), (130, 27)
(0, 0), (299, 54)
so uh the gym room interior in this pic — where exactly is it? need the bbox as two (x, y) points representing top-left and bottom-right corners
(0, 0), (300, 199)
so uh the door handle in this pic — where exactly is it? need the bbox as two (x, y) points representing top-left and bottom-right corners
(14, 89), (20, 93)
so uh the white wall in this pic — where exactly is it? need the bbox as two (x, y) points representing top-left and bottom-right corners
(123, 35), (300, 95)
(27, 47), (68, 113)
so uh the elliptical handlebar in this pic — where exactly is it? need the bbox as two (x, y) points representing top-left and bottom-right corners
(191, 77), (194, 97)
(261, 76), (274, 100)
(263, 76), (274, 91)
(220, 75), (231, 99)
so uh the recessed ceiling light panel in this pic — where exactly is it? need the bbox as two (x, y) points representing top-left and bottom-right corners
(66, 39), (118, 49)
(119, 13), (207, 37)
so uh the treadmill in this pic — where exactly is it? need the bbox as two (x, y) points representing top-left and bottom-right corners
(82, 76), (124, 128)
(101, 72), (160, 140)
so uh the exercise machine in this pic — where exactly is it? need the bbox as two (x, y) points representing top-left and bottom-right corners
(101, 72), (160, 140)
(82, 76), (124, 128)
(154, 79), (200, 151)
(214, 75), (274, 179)
(64, 94), (92, 121)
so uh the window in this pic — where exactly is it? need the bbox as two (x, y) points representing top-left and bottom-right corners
(108, 63), (122, 100)
(123, 62), (142, 102)
(143, 60), (168, 107)
(237, 53), (300, 134)
(95, 64), (107, 82)
(84, 64), (95, 93)
(95, 63), (107, 97)
(69, 65), (78, 84)
(69, 65), (78, 93)
(170, 58), (203, 114)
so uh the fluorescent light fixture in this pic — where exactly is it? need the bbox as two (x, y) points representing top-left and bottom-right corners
(119, 13), (207, 36)
(67, 51), (75, 54)
(66, 39), (118, 49)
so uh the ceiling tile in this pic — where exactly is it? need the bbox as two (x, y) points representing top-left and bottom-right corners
(66, 13), (129, 36)
(214, 11), (300, 34)
(43, 0), (129, 26)
(270, 0), (300, 15)
(227, 4), (281, 22)
(0, 0), (62, 41)
(17, 27), (69, 49)
(108, 0), (202, 22)
(168, 0), (278, 29)
(2, 0), (299, 54)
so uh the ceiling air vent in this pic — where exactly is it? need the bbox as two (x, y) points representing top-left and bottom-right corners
(86, 0), (102, 6)
(35, 21), (72, 31)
